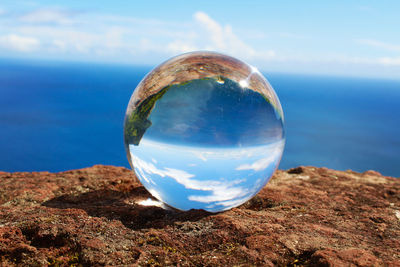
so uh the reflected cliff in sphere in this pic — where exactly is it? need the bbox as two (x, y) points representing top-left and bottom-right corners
(124, 51), (285, 212)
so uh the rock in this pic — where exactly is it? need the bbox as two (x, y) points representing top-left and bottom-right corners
(0, 165), (399, 266)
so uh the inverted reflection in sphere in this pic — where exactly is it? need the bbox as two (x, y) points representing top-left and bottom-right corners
(124, 51), (285, 212)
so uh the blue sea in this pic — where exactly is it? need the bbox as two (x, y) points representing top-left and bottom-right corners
(0, 59), (399, 177)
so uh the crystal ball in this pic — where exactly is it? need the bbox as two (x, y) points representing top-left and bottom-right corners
(124, 51), (285, 212)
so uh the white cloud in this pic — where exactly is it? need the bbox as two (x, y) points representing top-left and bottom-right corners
(165, 11), (275, 61)
(378, 57), (400, 66)
(191, 140), (285, 164)
(277, 53), (400, 69)
(1, 6), (398, 78)
(0, 34), (40, 52)
(19, 8), (75, 25)
(335, 55), (400, 67)
(353, 39), (400, 67)
(17, 26), (99, 54)
(193, 151), (210, 162)
(131, 154), (196, 187)
(192, 177), (264, 209)
(13, 15), (179, 60)
(194, 11), (226, 50)
(357, 39), (400, 52)
(192, 11), (267, 59)
(207, 195), (252, 210)
(130, 153), (251, 208)
(192, 147), (256, 162)
(236, 141), (284, 171)
(52, 39), (66, 51)
(167, 40), (199, 54)
(236, 155), (275, 172)
(129, 139), (286, 210)
(188, 185), (248, 204)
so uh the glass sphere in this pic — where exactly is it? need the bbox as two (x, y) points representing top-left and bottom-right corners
(124, 51), (285, 212)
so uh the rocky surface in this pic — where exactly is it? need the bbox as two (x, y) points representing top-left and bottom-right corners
(0, 165), (399, 266)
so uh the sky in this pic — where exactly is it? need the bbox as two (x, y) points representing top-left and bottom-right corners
(129, 138), (284, 211)
(0, 0), (399, 79)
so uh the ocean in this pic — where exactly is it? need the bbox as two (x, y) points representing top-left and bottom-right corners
(0, 59), (399, 177)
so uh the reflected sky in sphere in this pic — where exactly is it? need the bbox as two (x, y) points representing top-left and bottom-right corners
(130, 139), (284, 212)
(124, 51), (285, 212)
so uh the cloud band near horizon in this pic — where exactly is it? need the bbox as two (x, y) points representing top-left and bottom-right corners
(0, 4), (399, 79)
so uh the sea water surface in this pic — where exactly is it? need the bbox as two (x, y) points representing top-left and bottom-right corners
(0, 59), (399, 177)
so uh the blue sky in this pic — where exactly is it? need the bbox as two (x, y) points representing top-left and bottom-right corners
(0, 1), (399, 79)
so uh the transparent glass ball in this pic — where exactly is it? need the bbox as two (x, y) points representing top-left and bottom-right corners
(124, 51), (285, 212)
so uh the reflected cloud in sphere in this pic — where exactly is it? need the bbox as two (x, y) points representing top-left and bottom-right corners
(124, 51), (285, 212)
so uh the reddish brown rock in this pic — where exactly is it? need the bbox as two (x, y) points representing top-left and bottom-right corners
(0, 165), (399, 266)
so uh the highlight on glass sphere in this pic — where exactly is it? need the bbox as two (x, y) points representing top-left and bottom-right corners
(124, 51), (285, 212)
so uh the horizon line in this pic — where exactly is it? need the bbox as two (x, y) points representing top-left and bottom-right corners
(1, 56), (400, 82)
